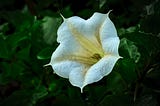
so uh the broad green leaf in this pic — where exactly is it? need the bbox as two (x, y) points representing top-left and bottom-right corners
(123, 32), (160, 56)
(122, 31), (160, 71)
(117, 58), (137, 84)
(37, 47), (53, 60)
(6, 32), (29, 50)
(42, 16), (62, 45)
(106, 71), (127, 93)
(120, 38), (141, 63)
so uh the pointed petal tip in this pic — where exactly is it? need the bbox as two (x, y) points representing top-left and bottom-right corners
(43, 63), (51, 67)
(80, 88), (83, 93)
(80, 86), (85, 93)
(80, 83), (88, 93)
(107, 10), (113, 16)
(60, 13), (66, 21)
(115, 55), (123, 60)
(119, 56), (123, 59)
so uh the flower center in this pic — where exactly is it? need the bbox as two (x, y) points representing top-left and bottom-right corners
(64, 20), (105, 65)
(67, 20), (104, 57)
(91, 53), (101, 60)
(75, 53), (102, 65)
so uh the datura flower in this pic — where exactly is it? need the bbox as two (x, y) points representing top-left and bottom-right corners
(46, 11), (122, 93)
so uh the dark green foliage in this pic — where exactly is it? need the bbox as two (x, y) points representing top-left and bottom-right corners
(0, 0), (160, 105)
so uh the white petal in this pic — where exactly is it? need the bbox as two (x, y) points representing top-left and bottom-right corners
(69, 65), (89, 92)
(56, 13), (109, 56)
(100, 12), (120, 55)
(50, 40), (83, 63)
(57, 12), (107, 43)
(100, 12), (118, 38)
(102, 37), (120, 55)
(83, 55), (121, 88)
(51, 60), (83, 78)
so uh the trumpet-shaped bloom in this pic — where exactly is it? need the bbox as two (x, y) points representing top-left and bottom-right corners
(47, 11), (121, 92)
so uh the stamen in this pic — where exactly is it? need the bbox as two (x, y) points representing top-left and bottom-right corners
(91, 53), (101, 60)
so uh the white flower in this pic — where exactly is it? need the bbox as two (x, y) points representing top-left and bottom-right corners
(46, 11), (122, 93)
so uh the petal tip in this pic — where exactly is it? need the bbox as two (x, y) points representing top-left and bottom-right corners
(43, 63), (51, 67)
(60, 13), (66, 21)
(80, 86), (85, 93)
(107, 10), (113, 16)
(80, 88), (83, 93)
(119, 56), (123, 59)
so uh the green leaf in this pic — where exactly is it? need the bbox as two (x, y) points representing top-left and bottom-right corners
(99, 0), (107, 9)
(120, 38), (141, 63)
(122, 31), (160, 70)
(124, 32), (160, 56)
(118, 26), (137, 37)
(6, 32), (29, 50)
(48, 82), (56, 92)
(42, 16), (62, 45)
(0, 36), (9, 58)
(0, 61), (26, 84)
(16, 45), (31, 61)
(117, 58), (137, 84)
(106, 71), (127, 93)
(37, 47), (53, 60)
